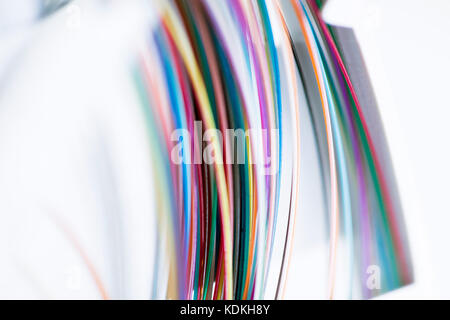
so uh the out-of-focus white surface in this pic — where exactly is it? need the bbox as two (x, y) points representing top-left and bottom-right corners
(324, 0), (450, 299)
(0, 0), (158, 299)
(0, 0), (40, 31)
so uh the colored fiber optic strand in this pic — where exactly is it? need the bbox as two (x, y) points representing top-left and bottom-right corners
(159, 0), (235, 299)
(192, 0), (284, 300)
(298, 0), (355, 299)
(148, 0), (283, 299)
(135, 39), (183, 298)
(49, 212), (109, 299)
(309, 1), (413, 288)
(201, 1), (272, 296)
(225, 0), (282, 299)
(310, 0), (411, 296)
(289, 0), (412, 298)
(290, 0), (340, 299)
(272, 0), (301, 300)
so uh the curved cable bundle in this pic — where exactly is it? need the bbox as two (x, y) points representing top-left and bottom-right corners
(130, 0), (413, 300)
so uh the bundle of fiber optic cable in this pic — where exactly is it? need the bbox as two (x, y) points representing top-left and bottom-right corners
(129, 0), (414, 300)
